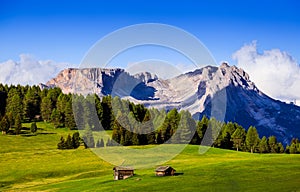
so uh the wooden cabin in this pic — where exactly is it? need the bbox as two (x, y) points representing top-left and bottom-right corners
(113, 166), (134, 180)
(155, 166), (176, 176)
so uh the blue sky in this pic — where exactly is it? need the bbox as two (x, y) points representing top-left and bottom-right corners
(1, 0), (299, 64)
(1, 0), (300, 102)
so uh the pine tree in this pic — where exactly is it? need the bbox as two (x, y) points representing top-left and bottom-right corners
(65, 100), (76, 130)
(231, 126), (246, 151)
(197, 116), (209, 142)
(190, 131), (201, 145)
(82, 124), (95, 148)
(0, 85), (8, 116)
(147, 132), (156, 144)
(94, 94), (103, 120)
(23, 88), (40, 121)
(30, 122), (37, 133)
(112, 96), (124, 114)
(132, 132), (140, 145)
(6, 89), (23, 124)
(56, 93), (68, 115)
(219, 122), (239, 149)
(47, 88), (61, 109)
(65, 134), (73, 149)
(277, 142), (285, 153)
(57, 136), (66, 149)
(51, 108), (61, 128)
(101, 95), (114, 130)
(289, 143), (297, 154)
(246, 126), (260, 153)
(259, 136), (269, 153)
(14, 113), (22, 135)
(40, 96), (52, 122)
(220, 132), (233, 149)
(72, 95), (85, 130)
(285, 145), (290, 154)
(138, 134), (148, 145)
(82, 96), (93, 128)
(72, 132), (81, 149)
(205, 118), (222, 147)
(268, 136), (277, 153)
(177, 110), (196, 144)
(124, 130), (132, 146)
(160, 109), (180, 143)
(143, 110), (155, 144)
(120, 134), (125, 146)
(112, 118), (122, 144)
(150, 108), (166, 131)
(0, 115), (10, 135)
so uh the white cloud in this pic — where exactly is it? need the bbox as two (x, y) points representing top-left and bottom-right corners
(232, 41), (300, 102)
(0, 54), (75, 85)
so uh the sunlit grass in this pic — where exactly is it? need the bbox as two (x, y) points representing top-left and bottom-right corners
(0, 122), (300, 191)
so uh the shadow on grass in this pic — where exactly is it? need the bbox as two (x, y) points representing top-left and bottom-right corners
(37, 132), (57, 135)
(174, 172), (184, 176)
(21, 134), (37, 137)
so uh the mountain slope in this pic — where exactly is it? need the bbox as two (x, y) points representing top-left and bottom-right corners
(45, 64), (300, 144)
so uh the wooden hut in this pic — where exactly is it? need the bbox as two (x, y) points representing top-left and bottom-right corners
(113, 166), (134, 180)
(155, 166), (176, 176)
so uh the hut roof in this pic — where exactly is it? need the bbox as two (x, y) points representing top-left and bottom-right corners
(155, 166), (175, 172)
(113, 166), (134, 171)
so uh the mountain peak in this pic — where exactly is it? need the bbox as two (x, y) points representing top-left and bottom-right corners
(220, 62), (230, 68)
(44, 65), (300, 144)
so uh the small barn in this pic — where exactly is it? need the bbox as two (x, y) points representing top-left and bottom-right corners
(155, 166), (176, 176)
(113, 166), (134, 180)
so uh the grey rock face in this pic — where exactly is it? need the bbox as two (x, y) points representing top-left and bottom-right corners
(45, 63), (300, 144)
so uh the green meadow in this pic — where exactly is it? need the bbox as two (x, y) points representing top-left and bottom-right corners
(0, 122), (300, 192)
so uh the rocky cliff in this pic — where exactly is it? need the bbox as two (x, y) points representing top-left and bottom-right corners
(45, 64), (300, 144)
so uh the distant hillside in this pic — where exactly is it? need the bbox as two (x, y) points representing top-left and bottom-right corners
(44, 63), (300, 144)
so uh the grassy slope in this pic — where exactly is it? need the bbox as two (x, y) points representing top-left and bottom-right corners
(0, 122), (300, 191)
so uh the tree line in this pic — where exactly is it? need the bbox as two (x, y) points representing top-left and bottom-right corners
(0, 84), (77, 134)
(71, 92), (300, 154)
(0, 84), (299, 154)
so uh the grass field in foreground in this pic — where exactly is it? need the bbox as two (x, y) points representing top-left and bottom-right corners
(0, 122), (300, 192)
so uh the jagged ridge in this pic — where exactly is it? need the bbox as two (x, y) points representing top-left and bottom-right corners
(44, 64), (300, 144)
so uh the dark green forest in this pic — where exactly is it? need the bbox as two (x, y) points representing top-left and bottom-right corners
(0, 83), (300, 154)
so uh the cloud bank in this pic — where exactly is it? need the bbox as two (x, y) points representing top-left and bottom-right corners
(232, 41), (300, 102)
(0, 54), (75, 85)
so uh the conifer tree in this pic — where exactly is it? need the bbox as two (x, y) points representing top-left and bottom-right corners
(40, 96), (52, 122)
(259, 136), (269, 153)
(246, 126), (260, 153)
(51, 108), (61, 128)
(0, 115), (10, 135)
(101, 95), (114, 130)
(176, 110), (195, 144)
(197, 116), (209, 142)
(23, 88), (40, 121)
(72, 132), (81, 149)
(231, 126), (246, 151)
(65, 100), (76, 130)
(268, 136), (278, 153)
(82, 124), (95, 148)
(277, 142), (285, 153)
(132, 131), (139, 145)
(57, 136), (66, 149)
(65, 134), (73, 149)
(14, 113), (22, 135)
(6, 89), (23, 124)
(30, 122), (37, 133)
(156, 130), (164, 144)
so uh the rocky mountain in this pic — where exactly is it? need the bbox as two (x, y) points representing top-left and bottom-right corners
(45, 63), (300, 144)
